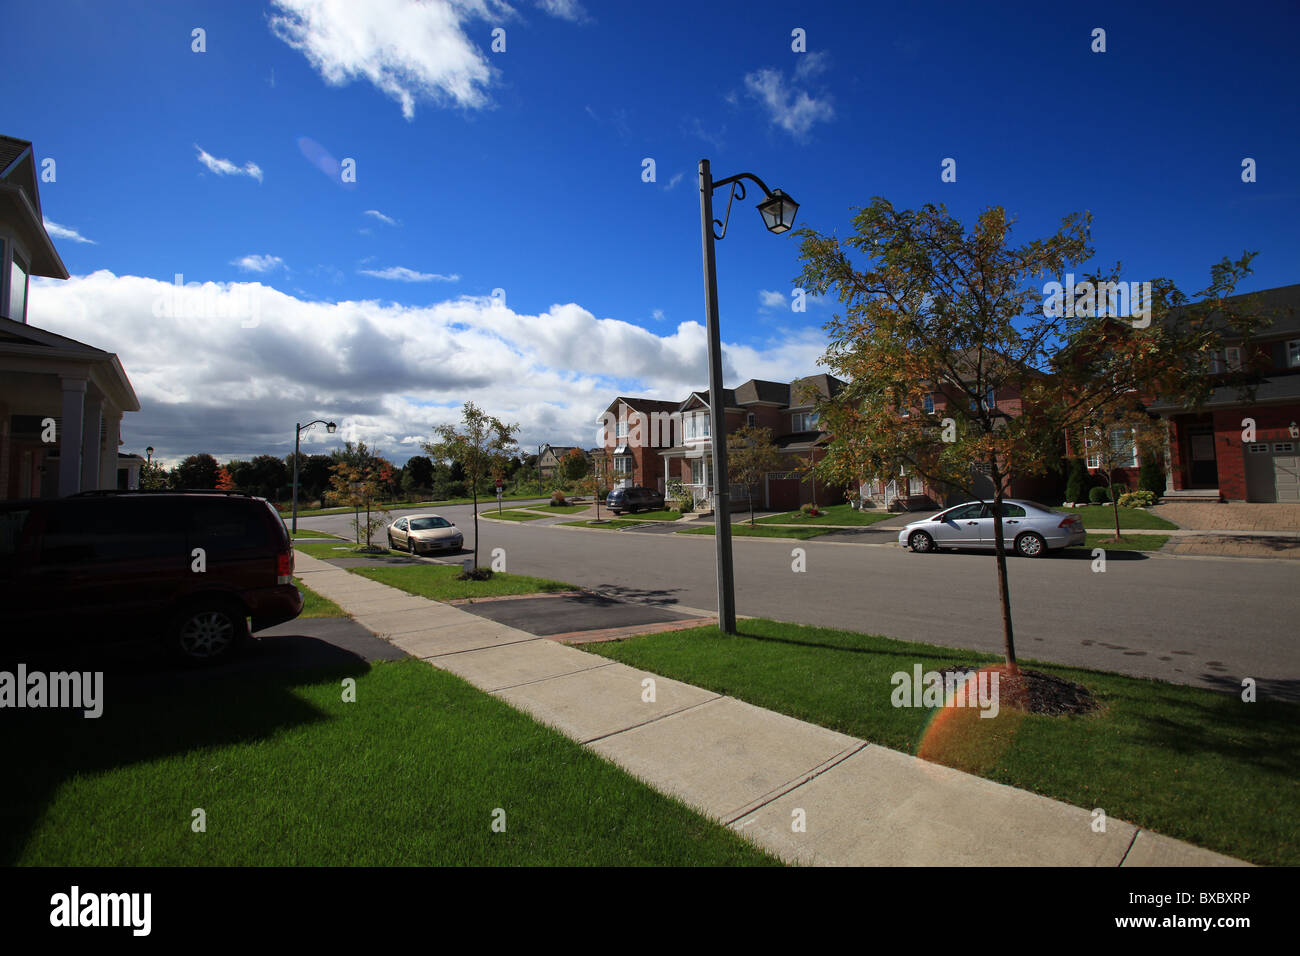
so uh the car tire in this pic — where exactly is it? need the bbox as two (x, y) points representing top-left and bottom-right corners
(407, 538), (416, 555)
(908, 530), (935, 553)
(1015, 532), (1047, 558)
(387, 533), (394, 549)
(170, 599), (248, 665)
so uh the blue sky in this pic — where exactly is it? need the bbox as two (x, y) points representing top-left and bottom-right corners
(8, 0), (1299, 465)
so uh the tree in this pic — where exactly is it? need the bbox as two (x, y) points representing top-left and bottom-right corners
(215, 466), (236, 491)
(138, 460), (169, 490)
(727, 425), (783, 526)
(1077, 408), (1164, 541)
(325, 448), (391, 548)
(559, 448), (589, 485)
(423, 402), (520, 572)
(248, 454), (289, 499)
(796, 196), (1264, 676)
(404, 455), (435, 492)
(580, 454), (615, 520)
(1063, 457), (1087, 505)
(172, 453), (220, 489)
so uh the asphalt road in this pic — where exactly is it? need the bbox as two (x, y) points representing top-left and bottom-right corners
(299, 502), (1300, 699)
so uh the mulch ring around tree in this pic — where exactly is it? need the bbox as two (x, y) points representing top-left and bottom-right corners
(946, 664), (1100, 717)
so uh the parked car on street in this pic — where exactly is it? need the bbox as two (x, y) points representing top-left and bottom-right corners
(897, 499), (1086, 557)
(0, 490), (303, 663)
(386, 514), (463, 554)
(606, 486), (665, 514)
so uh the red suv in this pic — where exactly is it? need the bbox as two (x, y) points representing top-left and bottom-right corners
(0, 491), (304, 664)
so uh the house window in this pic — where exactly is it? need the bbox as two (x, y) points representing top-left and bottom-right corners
(792, 411), (819, 431)
(684, 412), (709, 440)
(746, 412), (755, 427)
(689, 458), (711, 485)
(1211, 347), (1243, 373)
(1091, 428), (1137, 468)
(1084, 436), (1099, 469)
(614, 456), (633, 475)
(1225, 347), (1242, 371)
(9, 253), (28, 323)
(969, 388), (994, 412)
(1288, 339), (1300, 369)
(922, 393), (935, 414)
(616, 418), (628, 438)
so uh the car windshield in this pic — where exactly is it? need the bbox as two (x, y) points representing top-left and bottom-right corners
(409, 517), (451, 530)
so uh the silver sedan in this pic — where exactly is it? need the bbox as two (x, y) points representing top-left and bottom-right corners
(898, 499), (1085, 558)
(387, 513), (464, 555)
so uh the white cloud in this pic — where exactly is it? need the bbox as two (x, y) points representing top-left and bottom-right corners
(363, 209), (399, 226)
(27, 272), (826, 464)
(794, 50), (830, 81)
(195, 145), (264, 183)
(651, 309), (665, 321)
(359, 266), (460, 282)
(537, 0), (586, 21)
(43, 219), (96, 244)
(759, 289), (788, 309)
(743, 67), (834, 139)
(268, 0), (514, 119)
(231, 254), (286, 273)
(665, 171), (684, 191)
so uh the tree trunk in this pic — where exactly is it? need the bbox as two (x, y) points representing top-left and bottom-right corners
(1110, 479), (1122, 539)
(990, 466), (1018, 673)
(471, 479), (479, 570)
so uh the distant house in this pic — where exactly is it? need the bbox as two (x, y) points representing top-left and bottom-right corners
(0, 134), (140, 499)
(537, 443), (586, 480)
(596, 376), (845, 511)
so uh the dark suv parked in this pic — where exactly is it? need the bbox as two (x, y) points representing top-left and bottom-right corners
(606, 486), (665, 514)
(0, 491), (303, 664)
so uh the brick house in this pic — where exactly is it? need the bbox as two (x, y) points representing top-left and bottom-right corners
(537, 443), (585, 480)
(595, 376), (844, 511)
(1146, 283), (1300, 502)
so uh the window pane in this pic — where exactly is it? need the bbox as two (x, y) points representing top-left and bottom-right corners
(10, 256), (28, 321)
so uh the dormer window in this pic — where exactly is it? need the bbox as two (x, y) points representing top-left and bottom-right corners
(792, 411), (818, 431)
(8, 252), (27, 323)
(1288, 339), (1300, 369)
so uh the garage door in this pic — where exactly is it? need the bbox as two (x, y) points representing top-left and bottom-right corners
(1245, 442), (1299, 502)
(767, 478), (800, 511)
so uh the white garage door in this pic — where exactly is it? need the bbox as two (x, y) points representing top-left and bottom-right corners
(1246, 442), (1299, 502)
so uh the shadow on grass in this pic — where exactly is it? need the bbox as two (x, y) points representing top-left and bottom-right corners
(0, 633), (370, 865)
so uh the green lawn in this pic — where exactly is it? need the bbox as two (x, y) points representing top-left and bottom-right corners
(483, 509), (548, 522)
(561, 519), (650, 530)
(350, 564), (575, 600)
(535, 503), (588, 514)
(678, 524), (830, 540)
(293, 540), (394, 559)
(287, 529), (340, 539)
(582, 619), (1298, 866)
(1081, 533), (1171, 552)
(611, 508), (681, 521)
(294, 577), (347, 618)
(756, 503), (895, 526)
(1060, 505), (1178, 531)
(5, 659), (775, 866)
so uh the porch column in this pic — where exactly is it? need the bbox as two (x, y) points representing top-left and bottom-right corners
(58, 377), (87, 496)
(99, 409), (122, 489)
(1162, 421), (1174, 494)
(81, 394), (104, 492)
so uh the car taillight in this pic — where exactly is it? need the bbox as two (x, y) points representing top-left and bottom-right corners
(277, 551), (293, 584)
(1058, 516), (1080, 528)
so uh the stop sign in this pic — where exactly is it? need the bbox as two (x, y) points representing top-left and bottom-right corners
(495, 478), (503, 489)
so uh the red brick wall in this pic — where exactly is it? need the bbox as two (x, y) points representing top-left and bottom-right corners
(1213, 403), (1300, 500)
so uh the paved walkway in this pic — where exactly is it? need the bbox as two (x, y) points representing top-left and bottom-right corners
(292, 550), (1246, 867)
(1152, 502), (1300, 532)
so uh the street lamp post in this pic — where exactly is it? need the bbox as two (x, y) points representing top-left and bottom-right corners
(292, 419), (337, 534)
(698, 159), (799, 634)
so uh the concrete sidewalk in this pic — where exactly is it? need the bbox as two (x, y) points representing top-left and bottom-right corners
(292, 551), (1247, 867)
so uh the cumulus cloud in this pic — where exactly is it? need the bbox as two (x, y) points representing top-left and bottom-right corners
(26, 272), (826, 465)
(359, 266), (460, 282)
(268, 0), (514, 119)
(43, 219), (96, 244)
(231, 254), (285, 273)
(537, 0), (586, 22)
(759, 289), (788, 310)
(743, 66), (834, 139)
(195, 145), (264, 183)
(363, 209), (399, 226)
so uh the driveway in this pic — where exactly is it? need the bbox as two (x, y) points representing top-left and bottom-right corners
(1152, 502), (1300, 532)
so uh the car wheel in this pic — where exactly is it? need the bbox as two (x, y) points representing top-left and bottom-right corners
(171, 599), (247, 665)
(1015, 532), (1047, 558)
(407, 538), (416, 555)
(387, 533), (394, 549)
(908, 530), (935, 553)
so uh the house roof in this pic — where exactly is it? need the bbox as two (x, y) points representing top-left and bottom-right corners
(1147, 374), (1300, 413)
(679, 389), (738, 412)
(0, 316), (140, 411)
(0, 135), (68, 280)
(733, 379), (790, 405)
(600, 396), (682, 418)
(788, 373), (846, 407)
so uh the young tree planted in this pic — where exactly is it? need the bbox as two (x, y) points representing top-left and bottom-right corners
(727, 425), (783, 526)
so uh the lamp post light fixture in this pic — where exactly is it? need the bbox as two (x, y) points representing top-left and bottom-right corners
(145, 446), (153, 465)
(292, 419), (337, 534)
(698, 159), (799, 634)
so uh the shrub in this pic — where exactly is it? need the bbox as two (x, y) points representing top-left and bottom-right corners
(1138, 458), (1165, 494)
(1119, 490), (1158, 508)
(1064, 458), (1087, 504)
(550, 490), (568, 506)
(676, 498), (694, 514)
(456, 567), (494, 581)
(1088, 486), (1111, 505)
(1111, 482), (1130, 498)
(800, 502), (821, 517)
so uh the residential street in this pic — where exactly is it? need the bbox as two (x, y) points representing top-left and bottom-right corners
(301, 503), (1300, 700)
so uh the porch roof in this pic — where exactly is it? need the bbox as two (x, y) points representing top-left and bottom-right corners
(1148, 374), (1300, 413)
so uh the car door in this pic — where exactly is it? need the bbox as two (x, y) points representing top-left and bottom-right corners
(932, 502), (984, 546)
(392, 517), (408, 547)
(981, 502), (1027, 547)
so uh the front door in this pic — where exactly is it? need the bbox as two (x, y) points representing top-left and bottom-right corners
(1188, 426), (1218, 487)
(935, 502), (985, 546)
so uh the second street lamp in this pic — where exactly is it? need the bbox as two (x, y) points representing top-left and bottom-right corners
(697, 159), (799, 634)
(292, 419), (337, 534)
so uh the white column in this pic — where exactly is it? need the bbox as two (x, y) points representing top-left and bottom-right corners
(99, 410), (122, 489)
(81, 394), (103, 492)
(59, 377), (87, 496)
